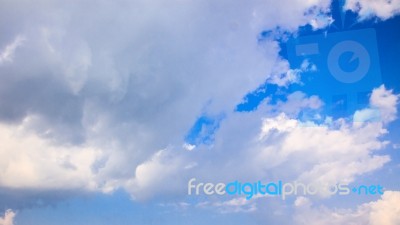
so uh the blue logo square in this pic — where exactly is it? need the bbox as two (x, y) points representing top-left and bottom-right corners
(286, 28), (382, 120)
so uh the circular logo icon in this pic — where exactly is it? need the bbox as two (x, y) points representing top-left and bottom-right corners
(327, 40), (370, 83)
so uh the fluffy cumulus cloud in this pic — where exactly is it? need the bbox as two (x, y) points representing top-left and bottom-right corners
(0, 118), (102, 190)
(127, 85), (398, 201)
(0, 210), (15, 225)
(345, 0), (400, 20)
(1, 0), (399, 224)
(354, 85), (399, 123)
(294, 191), (400, 225)
(126, 148), (191, 200)
(0, 0), (334, 204)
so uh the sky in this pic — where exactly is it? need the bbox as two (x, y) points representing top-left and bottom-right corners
(0, 0), (400, 224)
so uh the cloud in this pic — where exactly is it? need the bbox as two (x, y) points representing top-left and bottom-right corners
(126, 85), (398, 201)
(197, 197), (257, 213)
(268, 59), (317, 87)
(0, 0), (335, 206)
(294, 191), (400, 225)
(0, 35), (25, 64)
(0, 3), (399, 225)
(256, 86), (396, 192)
(354, 85), (399, 123)
(126, 149), (190, 200)
(369, 85), (399, 123)
(0, 210), (16, 225)
(0, 117), (102, 191)
(0, 3), (397, 223)
(255, 86), (397, 188)
(345, 0), (400, 20)
(255, 113), (390, 191)
(354, 85), (399, 124)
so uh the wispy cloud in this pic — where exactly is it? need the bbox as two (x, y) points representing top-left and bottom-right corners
(346, 0), (400, 20)
(0, 35), (25, 64)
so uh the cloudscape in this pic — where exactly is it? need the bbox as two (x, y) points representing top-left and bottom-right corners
(0, 0), (400, 224)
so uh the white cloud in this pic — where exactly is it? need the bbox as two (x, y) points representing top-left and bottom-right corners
(353, 108), (381, 123)
(0, 35), (25, 64)
(255, 112), (391, 190)
(183, 143), (196, 151)
(0, 3), (397, 223)
(309, 15), (334, 30)
(354, 85), (399, 124)
(126, 86), (398, 201)
(254, 86), (397, 191)
(294, 191), (400, 225)
(125, 148), (193, 200)
(0, 210), (16, 225)
(345, 0), (400, 20)
(0, 116), (102, 191)
(369, 85), (399, 123)
(268, 59), (317, 87)
(274, 91), (323, 117)
(367, 191), (400, 225)
(0, 3), (399, 225)
(197, 197), (257, 213)
(0, 0), (335, 203)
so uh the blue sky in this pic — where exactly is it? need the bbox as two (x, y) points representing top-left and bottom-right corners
(0, 0), (400, 224)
